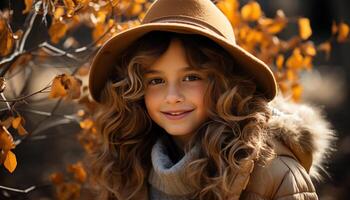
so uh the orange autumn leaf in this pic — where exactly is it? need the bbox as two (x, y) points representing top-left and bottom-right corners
(79, 119), (94, 130)
(127, 3), (143, 17)
(56, 182), (81, 200)
(4, 150), (17, 173)
(318, 41), (332, 59)
(241, 1), (262, 22)
(286, 48), (304, 69)
(292, 84), (303, 102)
(63, 0), (76, 17)
(50, 75), (67, 98)
(49, 20), (68, 44)
(302, 42), (316, 56)
(276, 54), (284, 70)
(217, 0), (240, 26)
(303, 55), (313, 70)
(23, 0), (33, 14)
(50, 74), (82, 99)
(0, 18), (14, 57)
(50, 172), (65, 185)
(0, 117), (14, 129)
(12, 116), (28, 136)
(54, 7), (65, 20)
(337, 22), (349, 42)
(67, 162), (87, 183)
(298, 18), (312, 40)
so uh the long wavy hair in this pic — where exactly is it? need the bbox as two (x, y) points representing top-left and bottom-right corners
(91, 31), (274, 200)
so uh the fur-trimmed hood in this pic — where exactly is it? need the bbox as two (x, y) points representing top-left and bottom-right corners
(267, 94), (336, 180)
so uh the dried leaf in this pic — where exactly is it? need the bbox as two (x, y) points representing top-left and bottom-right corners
(127, 3), (143, 17)
(298, 18), (312, 40)
(50, 172), (64, 185)
(4, 150), (17, 173)
(276, 54), (284, 70)
(23, 0), (33, 14)
(217, 0), (240, 26)
(292, 83), (303, 102)
(49, 20), (68, 44)
(302, 42), (316, 56)
(79, 119), (94, 130)
(0, 18), (14, 56)
(63, 0), (76, 17)
(286, 48), (304, 69)
(54, 7), (65, 20)
(241, 1), (262, 22)
(50, 75), (67, 98)
(49, 74), (82, 99)
(67, 162), (87, 183)
(337, 22), (349, 42)
(56, 182), (81, 200)
(318, 41), (331, 59)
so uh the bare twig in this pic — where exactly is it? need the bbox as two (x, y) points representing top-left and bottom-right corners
(0, 85), (51, 103)
(0, 185), (36, 194)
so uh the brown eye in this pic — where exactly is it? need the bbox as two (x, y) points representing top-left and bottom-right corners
(183, 74), (201, 81)
(148, 78), (164, 85)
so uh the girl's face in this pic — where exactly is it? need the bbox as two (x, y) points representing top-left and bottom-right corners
(143, 38), (209, 149)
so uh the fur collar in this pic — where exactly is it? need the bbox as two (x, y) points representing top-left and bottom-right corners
(268, 94), (336, 180)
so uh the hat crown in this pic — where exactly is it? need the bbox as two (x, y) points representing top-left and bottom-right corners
(142, 0), (236, 44)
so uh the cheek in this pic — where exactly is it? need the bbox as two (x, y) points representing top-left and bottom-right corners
(144, 89), (162, 114)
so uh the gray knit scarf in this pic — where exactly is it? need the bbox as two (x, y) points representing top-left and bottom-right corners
(148, 135), (200, 200)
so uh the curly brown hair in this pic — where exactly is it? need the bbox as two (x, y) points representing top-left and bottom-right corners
(91, 31), (274, 200)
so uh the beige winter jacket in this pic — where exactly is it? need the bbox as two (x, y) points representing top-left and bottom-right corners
(240, 95), (335, 200)
(131, 95), (335, 200)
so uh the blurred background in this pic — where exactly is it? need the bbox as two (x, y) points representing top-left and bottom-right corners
(0, 0), (349, 199)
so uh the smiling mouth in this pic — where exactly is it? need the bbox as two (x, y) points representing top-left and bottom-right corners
(161, 109), (194, 119)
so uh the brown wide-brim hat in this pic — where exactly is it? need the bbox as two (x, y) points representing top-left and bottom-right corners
(89, 0), (278, 102)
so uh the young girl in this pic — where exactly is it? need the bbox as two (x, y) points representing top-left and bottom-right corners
(88, 0), (335, 199)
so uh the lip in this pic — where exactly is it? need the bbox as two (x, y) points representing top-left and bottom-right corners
(161, 109), (194, 120)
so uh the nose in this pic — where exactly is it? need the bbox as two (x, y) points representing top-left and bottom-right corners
(164, 84), (184, 104)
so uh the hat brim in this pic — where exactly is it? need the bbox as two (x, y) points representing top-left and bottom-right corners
(89, 22), (277, 102)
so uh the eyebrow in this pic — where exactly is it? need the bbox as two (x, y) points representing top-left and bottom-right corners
(144, 66), (198, 75)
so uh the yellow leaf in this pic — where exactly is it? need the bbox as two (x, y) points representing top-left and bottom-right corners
(0, 117), (14, 129)
(302, 42), (316, 56)
(0, 126), (15, 152)
(0, 18), (14, 57)
(23, 0), (33, 14)
(241, 1), (262, 21)
(337, 22), (349, 42)
(298, 18), (312, 40)
(217, 0), (240, 26)
(79, 119), (94, 130)
(12, 117), (22, 129)
(4, 150), (17, 173)
(48, 20), (68, 44)
(49, 75), (67, 98)
(54, 7), (65, 20)
(303, 56), (313, 70)
(286, 48), (304, 69)
(50, 172), (64, 185)
(318, 41), (331, 59)
(127, 3), (143, 16)
(276, 54), (284, 70)
(49, 74), (82, 99)
(68, 162), (87, 183)
(287, 69), (296, 81)
(292, 84), (303, 102)
(63, 0), (76, 17)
